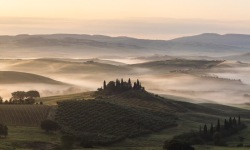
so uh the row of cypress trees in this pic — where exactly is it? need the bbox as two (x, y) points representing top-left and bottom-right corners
(98, 78), (145, 93)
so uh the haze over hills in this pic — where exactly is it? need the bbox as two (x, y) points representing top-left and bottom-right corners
(1, 33), (250, 58)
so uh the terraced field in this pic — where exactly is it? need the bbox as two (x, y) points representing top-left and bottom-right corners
(0, 105), (51, 126)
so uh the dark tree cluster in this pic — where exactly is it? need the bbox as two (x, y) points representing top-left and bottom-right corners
(167, 116), (246, 147)
(199, 116), (245, 145)
(163, 139), (195, 150)
(40, 120), (60, 133)
(97, 78), (145, 94)
(0, 124), (8, 138)
(0, 90), (41, 105)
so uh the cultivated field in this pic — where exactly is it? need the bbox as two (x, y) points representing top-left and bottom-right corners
(0, 105), (51, 126)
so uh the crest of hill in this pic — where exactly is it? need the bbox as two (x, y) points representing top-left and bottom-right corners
(0, 71), (66, 85)
(131, 59), (223, 70)
(214, 60), (250, 68)
(0, 59), (130, 74)
(3, 33), (250, 58)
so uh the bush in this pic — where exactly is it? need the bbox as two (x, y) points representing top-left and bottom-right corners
(40, 120), (60, 132)
(213, 132), (227, 146)
(163, 139), (195, 150)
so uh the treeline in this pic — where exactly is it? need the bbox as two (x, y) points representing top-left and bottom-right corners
(97, 78), (145, 94)
(164, 116), (246, 149)
(0, 90), (42, 105)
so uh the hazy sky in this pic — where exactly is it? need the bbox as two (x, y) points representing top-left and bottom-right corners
(1, 0), (250, 39)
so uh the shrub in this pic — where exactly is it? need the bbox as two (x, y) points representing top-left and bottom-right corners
(40, 120), (60, 132)
(163, 139), (195, 150)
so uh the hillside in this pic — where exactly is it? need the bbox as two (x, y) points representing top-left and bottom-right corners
(0, 71), (66, 85)
(130, 59), (223, 72)
(53, 89), (250, 146)
(56, 99), (177, 145)
(2, 33), (250, 58)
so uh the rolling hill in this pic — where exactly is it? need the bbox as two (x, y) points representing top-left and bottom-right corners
(2, 33), (250, 58)
(53, 89), (250, 146)
(0, 71), (67, 85)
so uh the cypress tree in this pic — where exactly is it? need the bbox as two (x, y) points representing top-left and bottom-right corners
(233, 117), (237, 126)
(133, 82), (137, 89)
(224, 119), (228, 130)
(103, 80), (107, 90)
(238, 115), (241, 125)
(137, 79), (140, 86)
(128, 78), (132, 89)
(204, 124), (208, 134)
(121, 78), (124, 87)
(199, 125), (202, 134)
(116, 79), (121, 88)
(210, 124), (214, 135)
(229, 117), (232, 128)
(216, 119), (221, 132)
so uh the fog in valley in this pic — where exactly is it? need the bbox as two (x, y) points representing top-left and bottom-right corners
(1, 55), (250, 105)
(1, 34), (250, 104)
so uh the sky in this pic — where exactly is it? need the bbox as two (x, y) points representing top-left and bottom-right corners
(1, 0), (250, 39)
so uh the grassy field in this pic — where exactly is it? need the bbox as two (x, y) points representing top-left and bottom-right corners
(0, 126), (60, 150)
(36, 91), (95, 105)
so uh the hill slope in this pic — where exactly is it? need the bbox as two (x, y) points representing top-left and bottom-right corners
(0, 71), (66, 84)
(54, 90), (250, 145)
(2, 33), (250, 58)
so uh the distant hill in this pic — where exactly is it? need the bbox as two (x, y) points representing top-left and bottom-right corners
(1, 33), (250, 58)
(0, 71), (66, 84)
(221, 53), (250, 62)
(131, 59), (223, 71)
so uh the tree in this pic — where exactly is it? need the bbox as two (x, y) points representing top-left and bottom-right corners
(137, 79), (140, 87)
(238, 116), (241, 125)
(103, 80), (107, 90)
(229, 117), (232, 128)
(224, 119), (228, 130)
(116, 79), (121, 88)
(11, 91), (26, 100)
(216, 119), (221, 132)
(233, 117), (237, 126)
(0, 124), (8, 138)
(25, 98), (36, 104)
(213, 132), (226, 146)
(204, 124), (208, 134)
(128, 78), (132, 88)
(106, 81), (116, 91)
(121, 78), (124, 87)
(26, 90), (40, 99)
(0, 97), (3, 104)
(210, 124), (214, 135)
(163, 139), (195, 150)
(41, 120), (60, 132)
